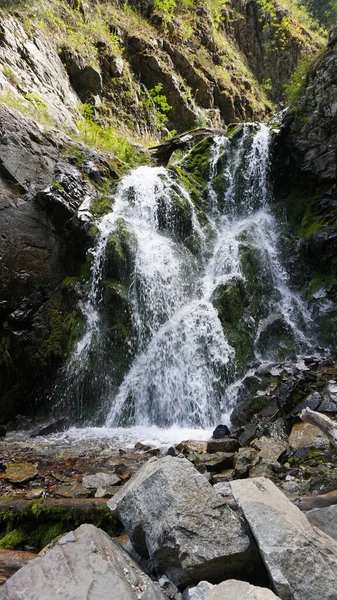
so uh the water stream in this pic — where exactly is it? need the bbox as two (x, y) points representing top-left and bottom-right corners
(56, 123), (313, 434)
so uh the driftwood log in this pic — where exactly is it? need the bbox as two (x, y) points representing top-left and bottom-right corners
(299, 407), (337, 449)
(149, 127), (227, 165)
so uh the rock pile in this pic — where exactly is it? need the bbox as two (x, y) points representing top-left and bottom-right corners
(4, 457), (337, 600)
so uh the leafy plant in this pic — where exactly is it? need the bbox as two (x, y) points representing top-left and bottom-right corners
(147, 83), (172, 125)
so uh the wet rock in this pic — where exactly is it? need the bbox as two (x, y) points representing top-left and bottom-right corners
(5, 463), (37, 484)
(211, 424), (230, 439)
(319, 382), (337, 412)
(231, 477), (337, 600)
(82, 473), (121, 489)
(183, 581), (214, 600)
(30, 418), (69, 438)
(289, 422), (330, 450)
(239, 423), (257, 446)
(1, 524), (165, 599)
(292, 392), (322, 416)
(206, 580), (278, 599)
(108, 456), (259, 587)
(0, 425), (7, 438)
(206, 438), (239, 454)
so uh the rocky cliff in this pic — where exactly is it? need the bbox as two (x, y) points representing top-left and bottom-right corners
(0, 0), (332, 422)
(272, 25), (337, 346)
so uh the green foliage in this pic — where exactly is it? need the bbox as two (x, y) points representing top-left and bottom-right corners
(44, 301), (84, 361)
(147, 83), (172, 125)
(0, 529), (26, 550)
(154, 0), (177, 22)
(299, 0), (337, 30)
(283, 55), (313, 104)
(3, 65), (18, 86)
(192, 113), (210, 129)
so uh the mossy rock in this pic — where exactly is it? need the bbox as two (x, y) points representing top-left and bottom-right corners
(256, 314), (298, 360)
(0, 499), (122, 552)
(213, 277), (255, 373)
(104, 218), (135, 284)
(156, 183), (194, 242)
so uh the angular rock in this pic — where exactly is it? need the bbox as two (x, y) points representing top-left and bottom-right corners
(194, 452), (235, 473)
(320, 382), (337, 412)
(1, 524), (165, 599)
(175, 440), (208, 455)
(108, 456), (258, 587)
(289, 422), (329, 450)
(82, 473), (121, 489)
(292, 392), (321, 415)
(206, 580), (278, 599)
(253, 436), (288, 464)
(5, 463), (37, 484)
(306, 506), (337, 542)
(184, 581), (214, 600)
(234, 447), (259, 478)
(206, 438), (239, 454)
(231, 477), (337, 600)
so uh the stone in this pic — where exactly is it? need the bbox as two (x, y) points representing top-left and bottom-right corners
(212, 482), (232, 497)
(1, 524), (165, 599)
(206, 438), (239, 453)
(234, 447), (259, 478)
(82, 473), (121, 488)
(30, 418), (69, 437)
(306, 506), (337, 542)
(175, 440), (208, 455)
(292, 392), (321, 415)
(206, 580), (278, 599)
(108, 456), (258, 587)
(184, 581), (214, 600)
(231, 477), (337, 600)
(289, 422), (330, 450)
(253, 436), (288, 464)
(211, 424), (230, 439)
(194, 452), (235, 473)
(320, 383), (337, 412)
(211, 470), (235, 484)
(5, 463), (37, 484)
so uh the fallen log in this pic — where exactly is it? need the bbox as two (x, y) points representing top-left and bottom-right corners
(299, 407), (337, 448)
(293, 488), (337, 511)
(149, 127), (227, 165)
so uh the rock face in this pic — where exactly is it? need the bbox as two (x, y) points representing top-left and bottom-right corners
(108, 456), (260, 587)
(0, 17), (79, 129)
(0, 104), (116, 422)
(206, 579), (278, 600)
(231, 477), (337, 600)
(1, 524), (165, 600)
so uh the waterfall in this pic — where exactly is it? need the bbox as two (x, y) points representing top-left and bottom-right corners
(60, 123), (312, 429)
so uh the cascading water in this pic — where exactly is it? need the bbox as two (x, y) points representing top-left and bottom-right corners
(59, 123), (313, 431)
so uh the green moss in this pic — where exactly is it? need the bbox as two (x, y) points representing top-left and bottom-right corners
(0, 499), (123, 551)
(0, 529), (26, 550)
(43, 300), (84, 362)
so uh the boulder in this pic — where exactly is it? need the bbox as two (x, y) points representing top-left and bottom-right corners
(306, 506), (337, 542)
(1, 524), (165, 600)
(289, 422), (329, 450)
(206, 438), (239, 453)
(231, 477), (337, 600)
(108, 456), (259, 587)
(206, 580), (278, 599)
(184, 581), (214, 600)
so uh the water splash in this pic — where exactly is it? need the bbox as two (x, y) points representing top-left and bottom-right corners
(60, 124), (312, 429)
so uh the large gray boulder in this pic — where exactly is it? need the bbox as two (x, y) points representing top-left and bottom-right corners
(108, 456), (259, 587)
(231, 477), (337, 600)
(206, 580), (278, 600)
(1, 524), (165, 600)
